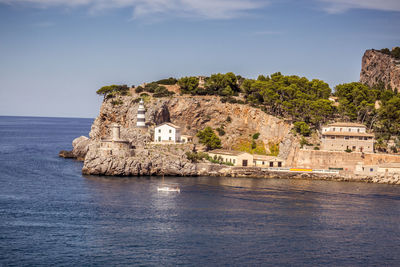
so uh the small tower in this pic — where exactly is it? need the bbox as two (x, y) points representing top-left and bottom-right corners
(110, 123), (121, 141)
(136, 98), (146, 128)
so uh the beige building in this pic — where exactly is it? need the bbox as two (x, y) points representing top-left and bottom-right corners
(377, 163), (400, 175)
(208, 149), (254, 167)
(321, 122), (374, 153)
(253, 155), (285, 167)
(180, 135), (193, 143)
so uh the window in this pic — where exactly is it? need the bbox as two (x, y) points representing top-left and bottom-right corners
(333, 128), (336, 131)
(331, 136), (335, 139)
(357, 129), (360, 132)
(348, 128), (351, 132)
(262, 161), (265, 165)
(278, 162), (282, 167)
(359, 137), (363, 140)
(370, 168), (373, 172)
(233, 159), (236, 164)
(158, 136), (161, 141)
(158, 129), (161, 133)
(269, 162), (274, 167)
(169, 129), (172, 133)
(169, 137), (171, 141)
(364, 137), (368, 140)
(352, 146), (356, 150)
(345, 136), (349, 140)
(340, 128), (342, 132)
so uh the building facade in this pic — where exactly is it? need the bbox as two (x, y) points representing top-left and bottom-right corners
(154, 123), (181, 143)
(253, 155), (285, 167)
(320, 122), (374, 153)
(208, 149), (254, 167)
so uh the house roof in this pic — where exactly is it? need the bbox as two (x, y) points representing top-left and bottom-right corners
(322, 131), (374, 137)
(181, 134), (193, 138)
(208, 149), (249, 156)
(326, 122), (366, 127)
(155, 122), (181, 129)
(253, 155), (284, 161)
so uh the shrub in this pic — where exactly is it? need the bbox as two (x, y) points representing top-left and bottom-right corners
(345, 148), (352, 153)
(252, 133), (260, 140)
(226, 116), (232, 123)
(153, 86), (175, 98)
(111, 99), (123, 106)
(135, 86), (144, 93)
(314, 146), (320, 150)
(156, 77), (178, 85)
(216, 127), (226, 136)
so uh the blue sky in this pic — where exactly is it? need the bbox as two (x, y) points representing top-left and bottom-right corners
(0, 0), (399, 118)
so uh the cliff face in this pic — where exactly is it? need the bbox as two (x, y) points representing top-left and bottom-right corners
(360, 49), (400, 91)
(88, 94), (292, 153)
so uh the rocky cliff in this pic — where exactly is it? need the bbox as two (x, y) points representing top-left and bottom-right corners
(360, 49), (400, 91)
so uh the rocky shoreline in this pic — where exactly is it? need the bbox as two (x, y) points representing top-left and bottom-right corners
(60, 136), (400, 185)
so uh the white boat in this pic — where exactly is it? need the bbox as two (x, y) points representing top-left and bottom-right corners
(157, 174), (180, 193)
(157, 186), (181, 193)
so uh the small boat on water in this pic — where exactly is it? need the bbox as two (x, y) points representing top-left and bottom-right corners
(157, 186), (181, 193)
(157, 174), (180, 193)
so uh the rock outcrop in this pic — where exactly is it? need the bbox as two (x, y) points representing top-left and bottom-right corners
(59, 136), (90, 160)
(360, 49), (400, 91)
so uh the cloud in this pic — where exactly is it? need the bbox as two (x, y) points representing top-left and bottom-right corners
(0, 0), (267, 20)
(318, 0), (400, 14)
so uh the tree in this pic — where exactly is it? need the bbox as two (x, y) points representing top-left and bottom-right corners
(293, 121), (311, 136)
(96, 85), (128, 100)
(196, 127), (222, 150)
(178, 77), (199, 94)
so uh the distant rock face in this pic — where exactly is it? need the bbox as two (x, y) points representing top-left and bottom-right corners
(360, 49), (400, 91)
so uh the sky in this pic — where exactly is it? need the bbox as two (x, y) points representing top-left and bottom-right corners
(0, 0), (399, 118)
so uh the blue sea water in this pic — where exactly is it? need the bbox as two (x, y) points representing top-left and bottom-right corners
(0, 116), (400, 266)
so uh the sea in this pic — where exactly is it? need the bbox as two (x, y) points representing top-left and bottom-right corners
(0, 116), (400, 266)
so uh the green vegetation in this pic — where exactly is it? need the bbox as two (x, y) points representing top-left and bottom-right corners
(293, 121), (311, 136)
(156, 77), (177, 85)
(252, 132), (260, 140)
(96, 85), (129, 99)
(134, 82), (174, 98)
(226, 116), (232, 123)
(185, 151), (233, 166)
(345, 148), (352, 153)
(111, 99), (123, 106)
(196, 127), (222, 150)
(379, 47), (400, 59)
(178, 77), (199, 94)
(232, 139), (267, 155)
(242, 72), (333, 127)
(268, 141), (279, 156)
(216, 126), (226, 136)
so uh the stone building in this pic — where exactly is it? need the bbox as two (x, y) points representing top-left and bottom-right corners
(208, 149), (254, 167)
(320, 122), (374, 153)
(100, 123), (133, 157)
(253, 155), (285, 167)
(154, 122), (181, 143)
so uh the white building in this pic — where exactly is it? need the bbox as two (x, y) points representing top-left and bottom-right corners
(136, 98), (146, 128)
(154, 122), (181, 143)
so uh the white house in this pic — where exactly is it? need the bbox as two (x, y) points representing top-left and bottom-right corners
(154, 122), (181, 143)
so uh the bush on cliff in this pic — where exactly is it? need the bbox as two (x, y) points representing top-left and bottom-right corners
(196, 127), (222, 151)
(156, 77), (178, 85)
(178, 76), (199, 94)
